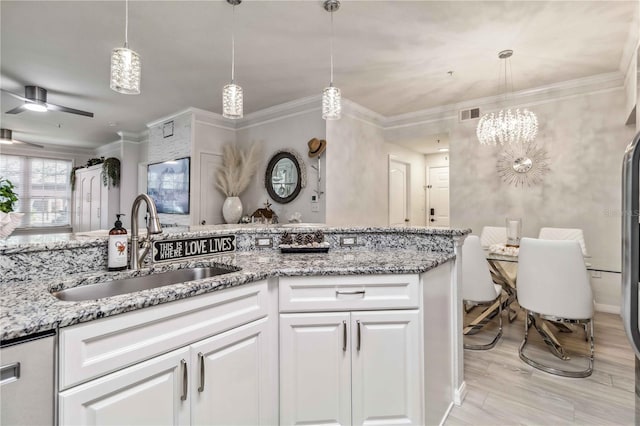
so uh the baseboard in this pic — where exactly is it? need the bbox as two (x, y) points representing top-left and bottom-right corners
(453, 380), (467, 406)
(595, 303), (621, 314)
(438, 401), (455, 426)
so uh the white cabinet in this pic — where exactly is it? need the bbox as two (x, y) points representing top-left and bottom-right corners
(280, 312), (351, 426)
(351, 310), (421, 426)
(73, 164), (119, 232)
(59, 347), (190, 426)
(59, 281), (277, 426)
(191, 317), (275, 426)
(280, 280), (422, 426)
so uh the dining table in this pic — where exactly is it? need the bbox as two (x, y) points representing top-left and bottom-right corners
(463, 246), (604, 360)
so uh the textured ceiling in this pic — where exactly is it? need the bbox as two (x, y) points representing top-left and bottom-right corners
(0, 0), (636, 148)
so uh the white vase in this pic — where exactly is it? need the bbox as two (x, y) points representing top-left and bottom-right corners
(222, 197), (243, 224)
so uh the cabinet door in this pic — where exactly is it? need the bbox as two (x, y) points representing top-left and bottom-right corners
(280, 312), (351, 426)
(59, 347), (190, 426)
(89, 170), (102, 231)
(190, 318), (275, 426)
(351, 310), (422, 426)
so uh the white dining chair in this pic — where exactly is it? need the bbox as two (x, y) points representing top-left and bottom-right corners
(538, 227), (589, 257)
(462, 235), (503, 350)
(517, 237), (594, 377)
(480, 226), (507, 248)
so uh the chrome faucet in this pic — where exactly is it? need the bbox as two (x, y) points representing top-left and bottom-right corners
(130, 194), (163, 269)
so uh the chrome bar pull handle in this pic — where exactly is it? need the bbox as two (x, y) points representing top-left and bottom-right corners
(180, 359), (188, 401)
(197, 352), (205, 392)
(342, 321), (347, 352)
(356, 320), (361, 351)
(336, 290), (365, 296)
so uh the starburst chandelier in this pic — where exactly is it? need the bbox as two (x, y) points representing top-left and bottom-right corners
(477, 50), (538, 146)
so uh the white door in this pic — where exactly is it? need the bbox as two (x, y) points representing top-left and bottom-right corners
(389, 160), (409, 226)
(427, 166), (450, 227)
(351, 310), (422, 426)
(280, 312), (351, 426)
(199, 153), (225, 226)
(59, 347), (190, 426)
(191, 318), (275, 426)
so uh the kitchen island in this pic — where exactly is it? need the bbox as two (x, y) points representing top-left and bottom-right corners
(0, 225), (469, 426)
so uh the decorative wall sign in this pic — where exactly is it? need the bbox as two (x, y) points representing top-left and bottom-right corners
(496, 142), (550, 187)
(162, 121), (174, 138)
(152, 235), (236, 262)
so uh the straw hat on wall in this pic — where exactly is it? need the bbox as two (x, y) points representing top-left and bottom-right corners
(307, 138), (327, 158)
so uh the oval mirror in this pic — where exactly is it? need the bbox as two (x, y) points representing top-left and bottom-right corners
(265, 151), (305, 204)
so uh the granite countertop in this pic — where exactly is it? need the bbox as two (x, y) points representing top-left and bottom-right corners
(0, 248), (455, 342)
(0, 224), (470, 254)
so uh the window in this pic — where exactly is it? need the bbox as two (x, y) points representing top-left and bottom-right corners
(0, 154), (72, 228)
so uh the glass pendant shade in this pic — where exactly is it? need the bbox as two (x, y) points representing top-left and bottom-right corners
(476, 108), (538, 146)
(110, 47), (141, 95)
(222, 83), (243, 119)
(322, 85), (341, 120)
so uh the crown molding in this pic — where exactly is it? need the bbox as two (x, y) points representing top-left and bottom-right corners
(383, 71), (624, 129)
(116, 130), (146, 142)
(341, 98), (385, 128)
(190, 107), (237, 130)
(235, 95), (321, 130)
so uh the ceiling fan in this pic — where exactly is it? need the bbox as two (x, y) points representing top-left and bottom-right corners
(1, 86), (94, 118)
(0, 128), (44, 148)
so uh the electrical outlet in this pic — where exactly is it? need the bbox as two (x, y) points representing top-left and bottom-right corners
(311, 201), (319, 212)
(255, 237), (273, 248)
(591, 270), (602, 279)
(340, 236), (357, 246)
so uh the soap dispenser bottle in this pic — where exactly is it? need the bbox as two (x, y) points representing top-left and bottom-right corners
(108, 214), (128, 271)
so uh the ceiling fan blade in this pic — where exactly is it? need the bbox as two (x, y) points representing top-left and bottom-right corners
(0, 88), (30, 102)
(46, 103), (94, 118)
(13, 139), (44, 149)
(5, 105), (25, 114)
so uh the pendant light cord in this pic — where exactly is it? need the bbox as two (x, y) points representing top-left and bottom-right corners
(329, 10), (334, 85)
(124, 0), (129, 48)
(231, 4), (236, 83)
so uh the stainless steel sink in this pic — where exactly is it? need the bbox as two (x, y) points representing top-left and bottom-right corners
(52, 266), (238, 302)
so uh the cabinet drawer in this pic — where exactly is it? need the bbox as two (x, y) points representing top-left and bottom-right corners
(279, 275), (419, 312)
(59, 280), (268, 390)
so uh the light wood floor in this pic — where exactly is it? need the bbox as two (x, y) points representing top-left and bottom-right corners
(446, 308), (637, 425)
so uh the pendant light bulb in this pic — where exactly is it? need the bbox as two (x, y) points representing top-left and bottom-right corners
(223, 0), (243, 119)
(110, 0), (141, 95)
(322, 0), (341, 120)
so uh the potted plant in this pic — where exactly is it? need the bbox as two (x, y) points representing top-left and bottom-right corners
(0, 178), (24, 238)
(215, 143), (261, 223)
(102, 157), (121, 188)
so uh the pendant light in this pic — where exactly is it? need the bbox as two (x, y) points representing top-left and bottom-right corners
(476, 50), (538, 146)
(322, 0), (341, 120)
(223, 0), (243, 119)
(110, 0), (141, 95)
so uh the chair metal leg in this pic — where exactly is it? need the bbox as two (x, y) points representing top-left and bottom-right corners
(464, 296), (503, 350)
(519, 311), (594, 378)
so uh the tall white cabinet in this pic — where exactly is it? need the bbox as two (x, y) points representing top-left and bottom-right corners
(73, 164), (120, 232)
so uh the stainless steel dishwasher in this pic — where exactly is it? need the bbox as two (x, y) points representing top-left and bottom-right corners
(0, 330), (56, 426)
